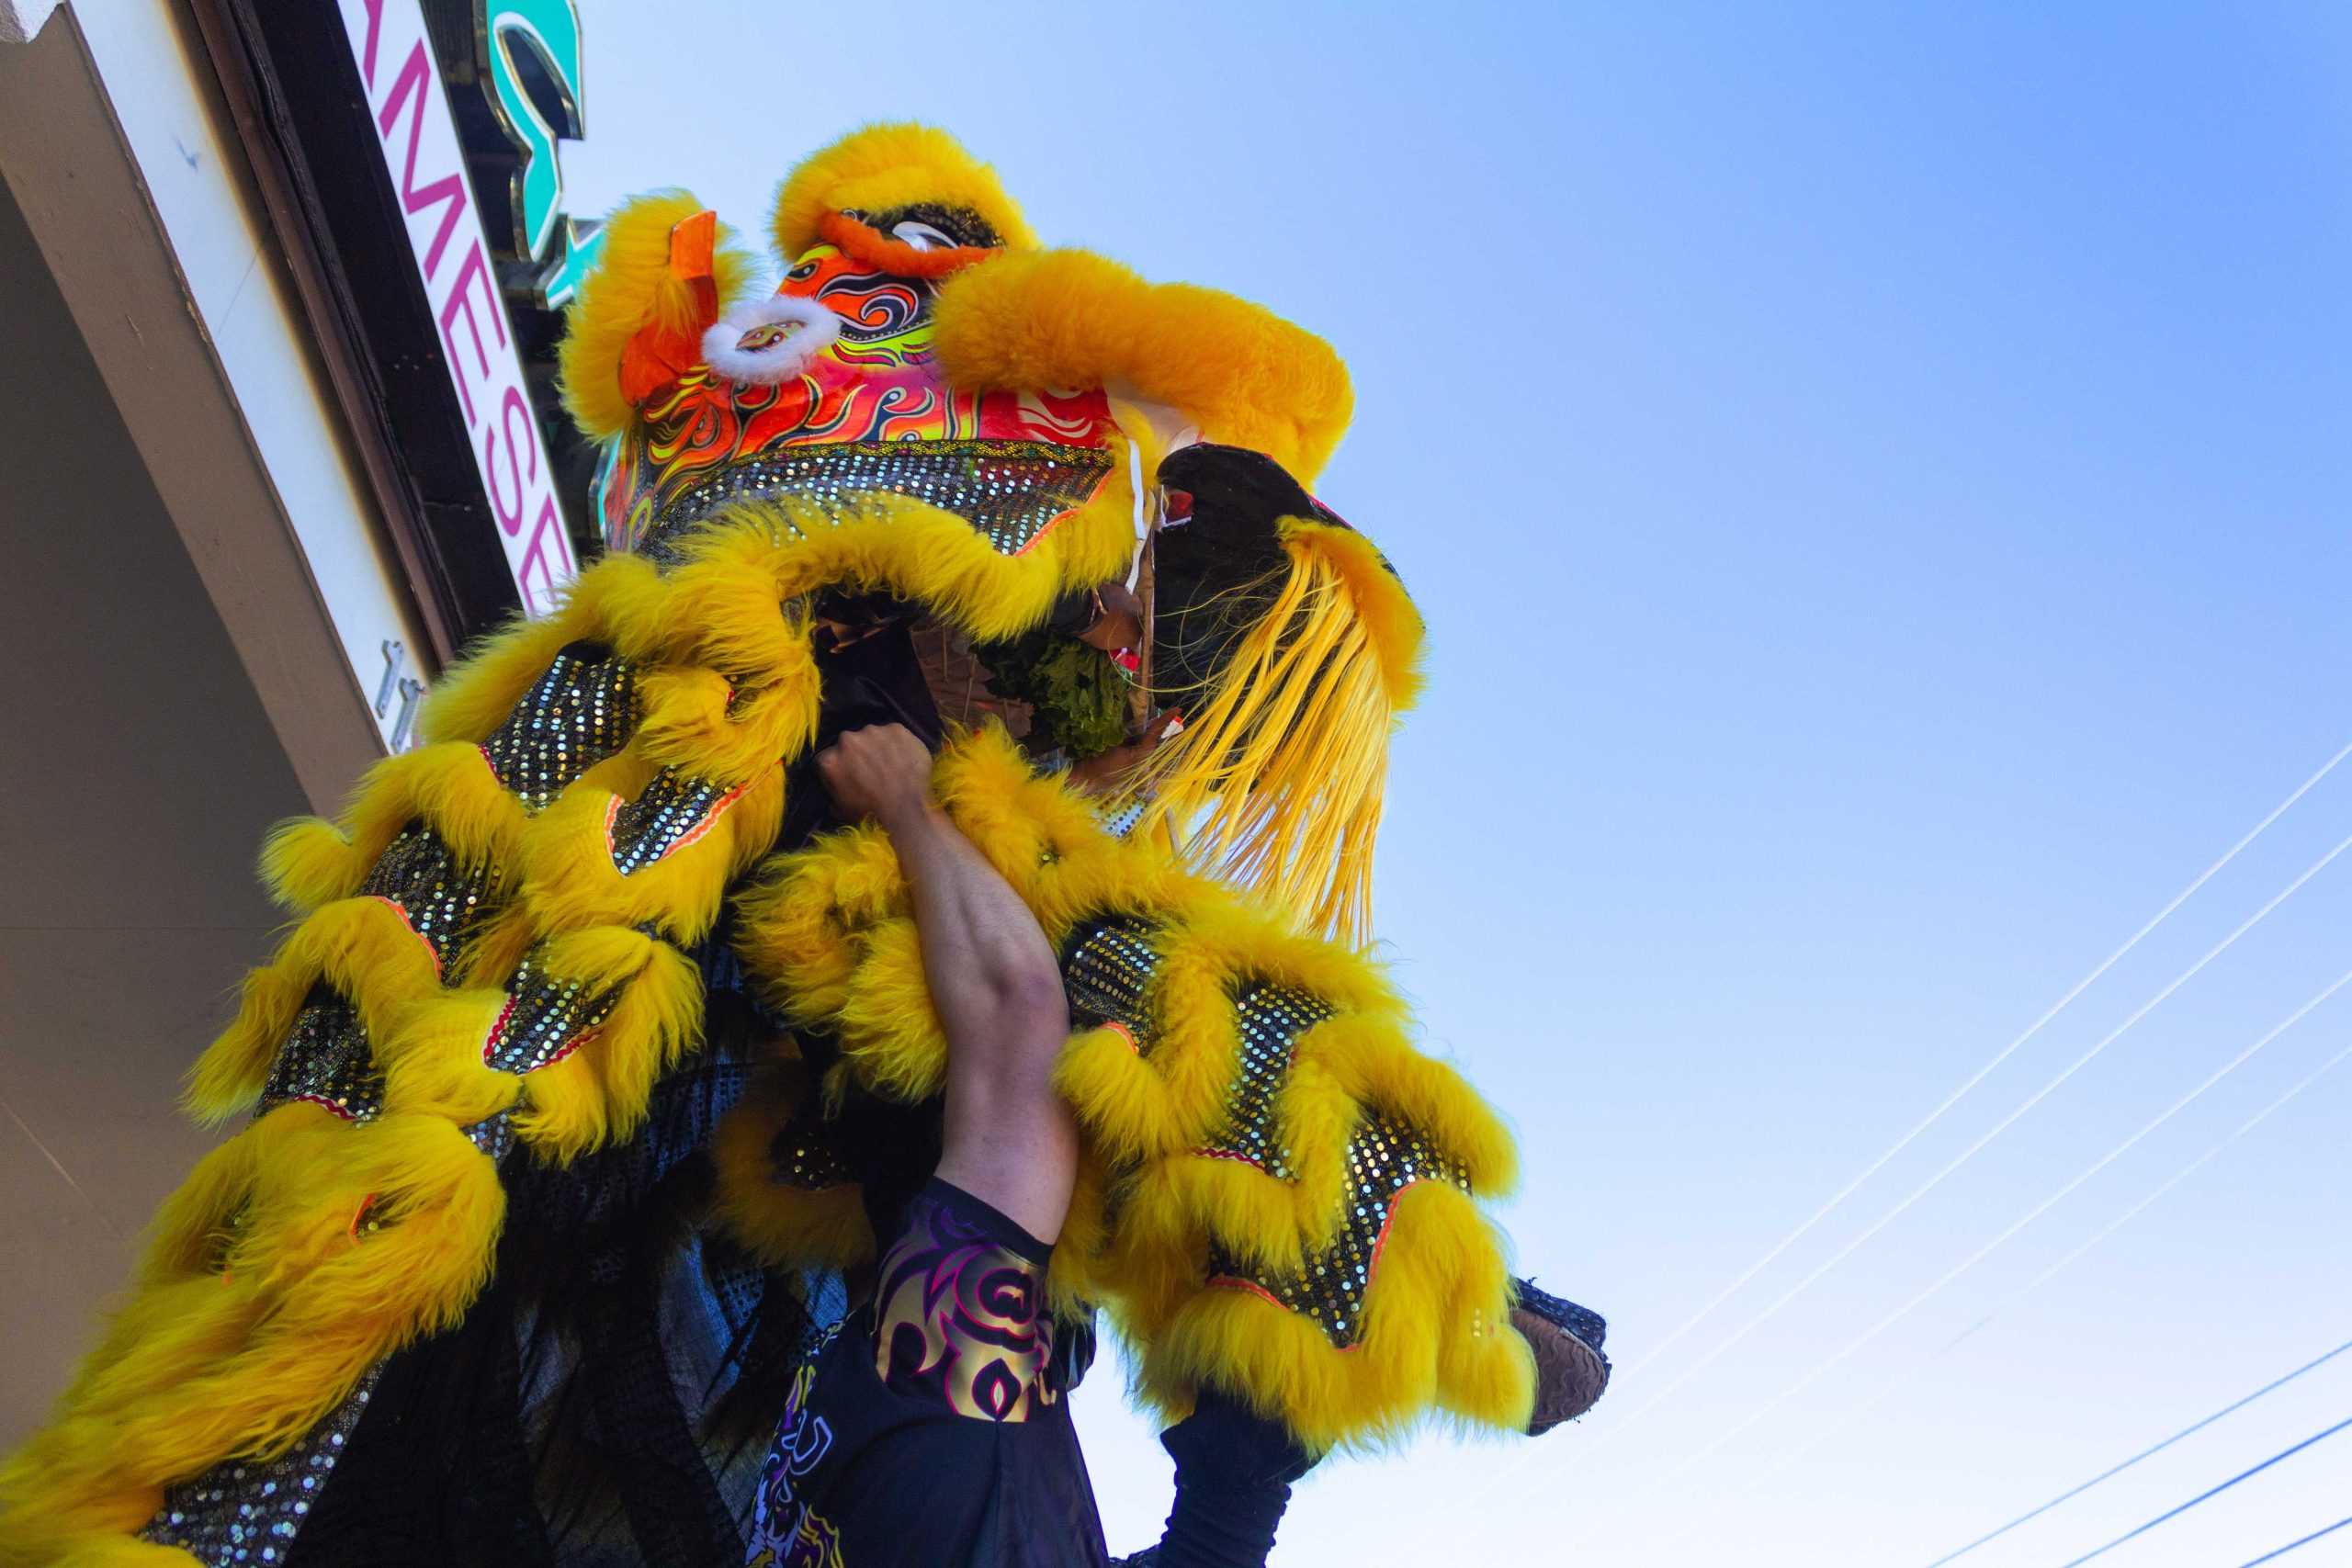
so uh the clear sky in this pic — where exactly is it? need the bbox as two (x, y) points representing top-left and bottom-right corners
(568, 5), (2352, 1562)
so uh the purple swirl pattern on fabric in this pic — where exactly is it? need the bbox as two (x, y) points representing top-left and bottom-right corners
(748, 1326), (847, 1567)
(871, 1190), (1053, 1424)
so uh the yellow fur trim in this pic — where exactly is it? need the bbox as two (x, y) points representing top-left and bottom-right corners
(635, 660), (820, 786)
(1127, 1184), (1534, 1451)
(372, 926), (707, 1159)
(664, 482), (1136, 658)
(417, 553), (673, 746)
(453, 903), (539, 988)
(511, 932), (705, 1161)
(515, 761), (785, 942)
(933, 248), (1353, 483)
(830, 917), (952, 1102)
(1123, 524), (1417, 943)
(0, 1107), (503, 1564)
(371, 989), (518, 1127)
(770, 123), (1035, 264)
(186, 896), (453, 1124)
(729, 820), (907, 1029)
(731, 728), (1524, 1445)
(557, 190), (757, 441)
(711, 1060), (875, 1269)
(256, 742), (524, 916)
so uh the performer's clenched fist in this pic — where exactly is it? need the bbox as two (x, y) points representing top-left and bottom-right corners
(816, 723), (936, 829)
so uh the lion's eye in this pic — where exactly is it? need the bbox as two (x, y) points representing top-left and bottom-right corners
(890, 220), (956, 253)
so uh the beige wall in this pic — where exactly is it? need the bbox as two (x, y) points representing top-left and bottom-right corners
(0, 177), (309, 1445)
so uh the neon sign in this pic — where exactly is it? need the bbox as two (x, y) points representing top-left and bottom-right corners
(342, 0), (578, 616)
(466, 0), (605, 308)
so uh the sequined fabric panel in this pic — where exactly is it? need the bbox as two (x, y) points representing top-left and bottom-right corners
(463, 1108), (517, 1160)
(356, 823), (494, 971)
(142, 1366), (381, 1565)
(639, 438), (1114, 565)
(1060, 915), (1163, 1052)
(480, 641), (639, 811)
(607, 768), (739, 873)
(1198, 982), (1334, 1180)
(481, 941), (622, 1076)
(1094, 799), (1148, 840)
(259, 988), (384, 1122)
(1209, 1117), (1471, 1349)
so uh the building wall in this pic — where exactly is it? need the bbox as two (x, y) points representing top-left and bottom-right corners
(67, 0), (436, 750)
(0, 178), (309, 1446)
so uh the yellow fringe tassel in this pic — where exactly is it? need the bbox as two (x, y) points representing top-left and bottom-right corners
(1122, 523), (1423, 946)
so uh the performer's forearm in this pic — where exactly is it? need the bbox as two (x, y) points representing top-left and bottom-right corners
(880, 798), (1067, 1035)
(873, 787), (1079, 1243)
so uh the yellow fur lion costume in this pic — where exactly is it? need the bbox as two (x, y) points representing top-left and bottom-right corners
(0, 125), (1542, 1568)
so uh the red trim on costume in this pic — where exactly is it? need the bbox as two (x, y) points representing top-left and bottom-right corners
(480, 995), (520, 1066)
(479, 997), (601, 1071)
(601, 780), (752, 869)
(1203, 1177), (1441, 1353)
(541, 1024), (603, 1071)
(1206, 1275), (1288, 1310)
(370, 894), (447, 979)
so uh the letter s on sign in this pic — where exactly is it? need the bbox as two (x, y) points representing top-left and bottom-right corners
(487, 386), (538, 534)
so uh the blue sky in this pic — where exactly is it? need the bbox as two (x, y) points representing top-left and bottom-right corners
(569, 5), (2352, 1561)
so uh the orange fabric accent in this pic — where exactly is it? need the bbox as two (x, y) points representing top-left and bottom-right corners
(619, 330), (701, 407)
(817, 209), (1000, 278)
(618, 211), (723, 407)
(669, 209), (718, 283)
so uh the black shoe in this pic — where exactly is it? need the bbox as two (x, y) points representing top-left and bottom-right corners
(1511, 1277), (1611, 1435)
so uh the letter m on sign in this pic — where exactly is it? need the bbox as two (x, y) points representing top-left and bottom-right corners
(375, 39), (468, 279)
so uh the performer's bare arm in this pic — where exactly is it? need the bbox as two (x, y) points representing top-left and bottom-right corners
(817, 724), (1080, 1243)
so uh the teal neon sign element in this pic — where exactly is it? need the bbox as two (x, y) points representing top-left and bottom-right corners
(473, 0), (602, 308)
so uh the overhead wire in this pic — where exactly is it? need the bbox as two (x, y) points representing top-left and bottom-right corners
(1601, 831), (2352, 1451)
(1921, 1338), (2352, 1567)
(1621, 738), (2352, 1385)
(1396, 750), (2352, 1560)
(2234, 1514), (2352, 1568)
(1578, 959), (2352, 1546)
(1661, 1027), (2352, 1560)
(2054, 1416), (2352, 1568)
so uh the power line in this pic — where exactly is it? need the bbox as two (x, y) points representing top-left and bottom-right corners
(1924, 1338), (2352, 1566)
(1994, 1032), (2352, 1314)
(1668, 1029), (2352, 1560)
(1621, 738), (2352, 1383)
(2236, 1514), (2352, 1567)
(1596, 962), (2352, 1523)
(2056, 1415), (2352, 1568)
(1603, 833), (2352, 1449)
(1417, 791), (2352, 1564)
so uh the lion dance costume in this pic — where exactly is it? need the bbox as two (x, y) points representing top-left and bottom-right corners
(0, 126), (1570, 1567)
